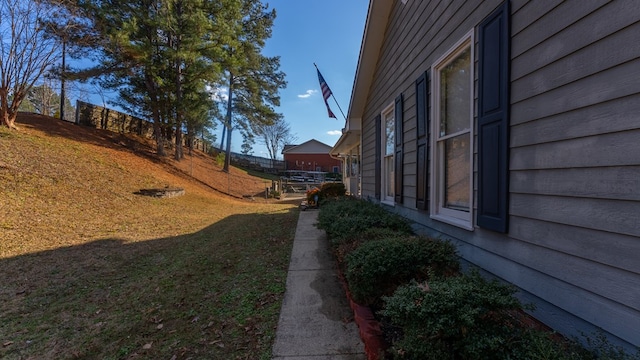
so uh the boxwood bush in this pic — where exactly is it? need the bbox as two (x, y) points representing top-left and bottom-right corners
(380, 273), (640, 360)
(381, 272), (530, 359)
(315, 196), (640, 359)
(333, 227), (406, 274)
(345, 236), (459, 306)
(316, 197), (413, 244)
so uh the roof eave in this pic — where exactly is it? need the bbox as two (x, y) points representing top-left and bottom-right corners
(330, 129), (361, 156)
(346, 0), (394, 122)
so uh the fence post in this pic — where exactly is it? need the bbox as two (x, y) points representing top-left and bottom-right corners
(74, 100), (80, 124)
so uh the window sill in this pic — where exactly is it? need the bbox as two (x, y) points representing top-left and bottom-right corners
(380, 200), (395, 207)
(430, 213), (474, 231)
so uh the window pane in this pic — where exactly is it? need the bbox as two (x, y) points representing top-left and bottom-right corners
(385, 114), (395, 156)
(350, 154), (359, 177)
(444, 133), (470, 211)
(440, 47), (471, 137)
(385, 155), (394, 197)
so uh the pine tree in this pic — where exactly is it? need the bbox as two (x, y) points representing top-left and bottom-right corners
(58, 0), (240, 157)
(219, 0), (286, 172)
(55, 0), (285, 164)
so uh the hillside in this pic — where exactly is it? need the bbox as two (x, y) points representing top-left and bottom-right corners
(0, 113), (289, 258)
(0, 113), (300, 359)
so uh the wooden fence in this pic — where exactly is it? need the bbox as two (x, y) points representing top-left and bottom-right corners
(74, 100), (285, 172)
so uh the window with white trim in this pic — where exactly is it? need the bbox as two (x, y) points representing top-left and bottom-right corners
(381, 103), (395, 204)
(430, 31), (474, 230)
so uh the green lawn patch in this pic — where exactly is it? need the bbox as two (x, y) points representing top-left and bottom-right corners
(1, 210), (297, 360)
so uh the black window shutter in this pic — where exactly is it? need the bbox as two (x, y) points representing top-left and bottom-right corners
(394, 94), (404, 203)
(374, 114), (381, 200)
(477, 1), (510, 233)
(415, 71), (430, 210)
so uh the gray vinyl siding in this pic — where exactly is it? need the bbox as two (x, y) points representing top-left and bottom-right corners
(360, 109), (376, 197)
(358, 0), (640, 349)
(508, 0), (640, 346)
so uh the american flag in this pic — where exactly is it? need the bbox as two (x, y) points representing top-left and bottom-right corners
(317, 69), (336, 118)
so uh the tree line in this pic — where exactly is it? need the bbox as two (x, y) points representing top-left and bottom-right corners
(16, 82), (75, 120)
(0, 0), (295, 169)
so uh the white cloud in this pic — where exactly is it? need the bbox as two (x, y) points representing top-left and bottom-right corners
(327, 130), (342, 136)
(206, 85), (228, 102)
(297, 89), (317, 98)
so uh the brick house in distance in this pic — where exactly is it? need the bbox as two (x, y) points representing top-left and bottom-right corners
(282, 139), (341, 173)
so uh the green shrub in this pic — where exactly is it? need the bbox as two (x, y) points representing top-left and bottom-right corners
(317, 197), (412, 244)
(381, 272), (640, 360)
(333, 227), (405, 268)
(580, 332), (640, 360)
(506, 329), (640, 360)
(514, 329), (589, 360)
(381, 272), (528, 359)
(345, 236), (459, 306)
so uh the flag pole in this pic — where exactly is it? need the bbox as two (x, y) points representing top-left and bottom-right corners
(331, 93), (347, 122)
(314, 63), (347, 122)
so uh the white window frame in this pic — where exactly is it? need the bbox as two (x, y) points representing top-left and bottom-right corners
(350, 144), (362, 197)
(430, 30), (475, 230)
(381, 102), (395, 205)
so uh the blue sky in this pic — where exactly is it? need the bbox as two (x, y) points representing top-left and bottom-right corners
(249, 0), (369, 158)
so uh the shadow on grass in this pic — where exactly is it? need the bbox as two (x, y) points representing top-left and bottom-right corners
(16, 113), (166, 169)
(0, 208), (299, 360)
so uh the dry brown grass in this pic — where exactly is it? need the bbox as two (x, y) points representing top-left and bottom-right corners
(1, 113), (288, 256)
(0, 113), (300, 359)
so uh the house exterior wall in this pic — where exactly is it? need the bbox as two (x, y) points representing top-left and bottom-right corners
(358, 0), (640, 348)
(285, 141), (333, 153)
(283, 153), (341, 172)
(283, 140), (341, 172)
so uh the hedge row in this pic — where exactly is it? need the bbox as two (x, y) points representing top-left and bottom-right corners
(317, 197), (639, 360)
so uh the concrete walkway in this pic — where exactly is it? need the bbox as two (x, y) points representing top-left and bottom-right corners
(272, 210), (366, 360)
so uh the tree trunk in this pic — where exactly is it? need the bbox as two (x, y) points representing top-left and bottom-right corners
(60, 40), (66, 121)
(175, 125), (183, 161)
(224, 124), (232, 172)
(220, 125), (226, 150)
(102, 108), (109, 129)
(1, 87), (22, 130)
(223, 75), (234, 172)
(186, 127), (193, 156)
(145, 71), (165, 156)
(1, 111), (19, 130)
(153, 122), (165, 156)
(173, 29), (184, 161)
(0, 93), (19, 130)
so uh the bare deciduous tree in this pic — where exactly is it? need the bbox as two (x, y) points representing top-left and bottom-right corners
(253, 118), (296, 161)
(28, 81), (58, 116)
(0, 0), (61, 129)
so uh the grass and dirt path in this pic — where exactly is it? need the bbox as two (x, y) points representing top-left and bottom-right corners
(0, 114), (299, 359)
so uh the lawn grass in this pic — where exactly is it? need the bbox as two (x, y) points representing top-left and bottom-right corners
(0, 115), (299, 359)
(1, 208), (297, 359)
(235, 165), (281, 182)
